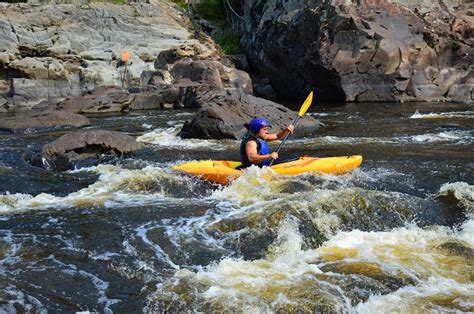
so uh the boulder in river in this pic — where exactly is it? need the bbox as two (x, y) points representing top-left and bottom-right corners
(0, 111), (90, 133)
(23, 130), (145, 171)
(179, 88), (320, 140)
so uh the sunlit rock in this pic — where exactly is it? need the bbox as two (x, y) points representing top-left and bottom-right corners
(179, 88), (320, 140)
(0, 1), (205, 109)
(23, 130), (144, 171)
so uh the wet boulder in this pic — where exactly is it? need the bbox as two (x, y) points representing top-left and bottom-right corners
(0, 111), (90, 133)
(23, 130), (144, 171)
(179, 88), (319, 140)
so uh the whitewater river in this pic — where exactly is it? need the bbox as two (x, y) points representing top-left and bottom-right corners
(0, 102), (473, 312)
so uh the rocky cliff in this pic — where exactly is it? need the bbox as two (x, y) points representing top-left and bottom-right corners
(236, 0), (473, 103)
(0, 0), (212, 109)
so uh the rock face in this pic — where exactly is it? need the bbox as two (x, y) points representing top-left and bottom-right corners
(23, 130), (145, 171)
(0, 0), (205, 109)
(236, 0), (473, 103)
(179, 88), (319, 139)
(0, 110), (90, 132)
(56, 86), (134, 113)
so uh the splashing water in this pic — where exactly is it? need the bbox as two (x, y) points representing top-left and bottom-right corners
(137, 125), (237, 150)
(410, 110), (474, 119)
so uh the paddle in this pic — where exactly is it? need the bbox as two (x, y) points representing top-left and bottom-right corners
(269, 91), (314, 166)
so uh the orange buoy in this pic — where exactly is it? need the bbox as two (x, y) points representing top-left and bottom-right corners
(121, 50), (131, 63)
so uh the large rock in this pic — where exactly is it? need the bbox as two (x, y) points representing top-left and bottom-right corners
(0, 110), (90, 132)
(179, 88), (319, 139)
(0, 1), (211, 109)
(169, 59), (253, 94)
(56, 86), (134, 113)
(236, 0), (473, 103)
(23, 130), (145, 171)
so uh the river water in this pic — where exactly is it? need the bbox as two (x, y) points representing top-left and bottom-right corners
(0, 102), (473, 313)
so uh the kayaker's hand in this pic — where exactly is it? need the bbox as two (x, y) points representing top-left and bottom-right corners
(270, 152), (278, 160)
(287, 124), (294, 134)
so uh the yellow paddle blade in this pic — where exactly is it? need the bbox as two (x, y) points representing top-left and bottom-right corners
(298, 91), (314, 116)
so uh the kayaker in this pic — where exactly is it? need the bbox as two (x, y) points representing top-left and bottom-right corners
(240, 118), (294, 168)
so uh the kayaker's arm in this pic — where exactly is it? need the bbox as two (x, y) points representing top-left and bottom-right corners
(265, 125), (294, 141)
(246, 141), (278, 163)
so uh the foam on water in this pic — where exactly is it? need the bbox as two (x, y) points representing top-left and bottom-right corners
(210, 166), (285, 206)
(357, 276), (473, 313)
(408, 130), (473, 144)
(137, 124), (237, 150)
(158, 208), (474, 312)
(0, 285), (47, 313)
(151, 179), (473, 311)
(146, 168), (387, 272)
(0, 164), (201, 213)
(165, 218), (346, 311)
(135, 223), (180, 270)
(292, 130), (473, 147)
(210, 165), (394, 208)
(410, 110), (474, 119)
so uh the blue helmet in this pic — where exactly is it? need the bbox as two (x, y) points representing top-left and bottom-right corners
(249, 118), (271, 134)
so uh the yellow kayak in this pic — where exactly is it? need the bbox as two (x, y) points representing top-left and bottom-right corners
(173, 155), (363, 185)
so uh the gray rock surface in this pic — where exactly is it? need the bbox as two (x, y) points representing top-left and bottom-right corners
(0, 110), (90, 132)
(0, 0), (208, 108)
(236, 0), (473, 103)
(56, 86), (134, 113)
(179, 88), (319, 139)
(23, 129), (144, 171)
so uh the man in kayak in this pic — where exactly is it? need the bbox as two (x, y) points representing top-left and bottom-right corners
(240, 117), (294, 168)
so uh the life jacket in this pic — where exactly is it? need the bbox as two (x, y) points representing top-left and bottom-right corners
(239, 134), (271, 168)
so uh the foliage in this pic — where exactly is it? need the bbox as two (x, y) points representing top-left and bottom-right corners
(214, 29), (240, 55)
(422, 32), (435, 49)
(170, 0), (188, 9)
(197, 0), (226, 22)
(89, 0), (125, 4)
(1, 0), (27, 2)
(193, 0), (241, 54)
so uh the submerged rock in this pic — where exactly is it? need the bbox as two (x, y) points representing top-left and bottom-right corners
(23, 130), (144, 171)
(436, 241), (474, 258)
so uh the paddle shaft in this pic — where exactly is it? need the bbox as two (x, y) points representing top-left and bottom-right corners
(269, 115), (301, 166)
